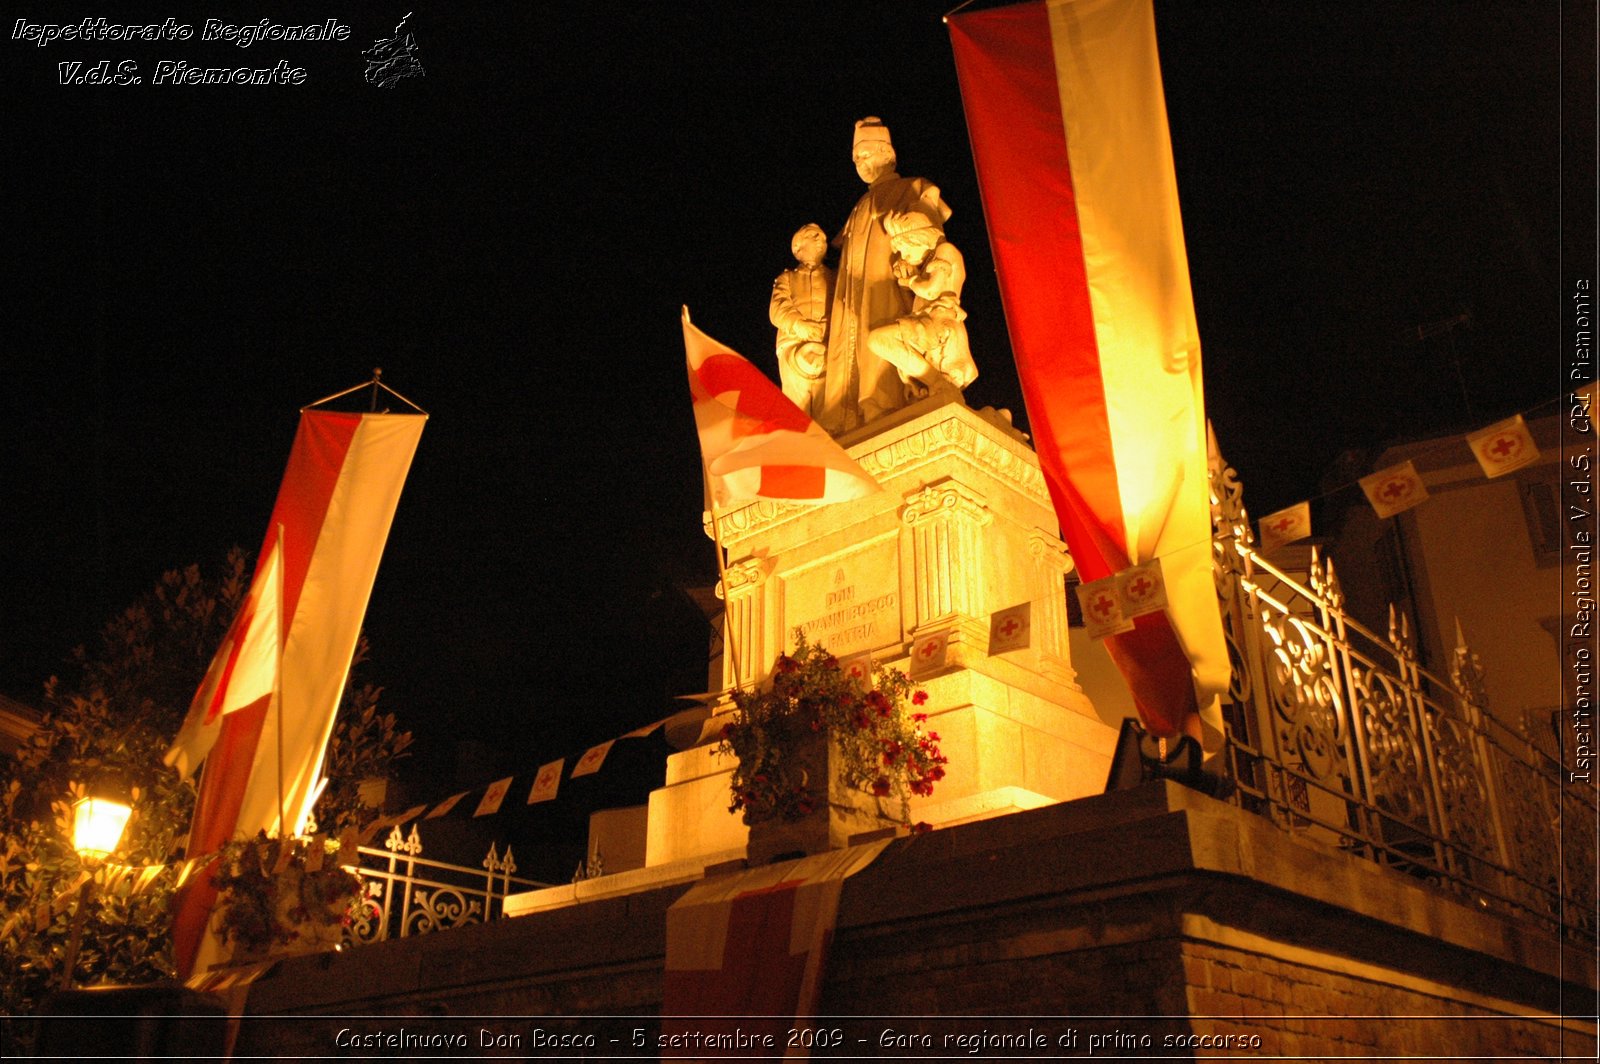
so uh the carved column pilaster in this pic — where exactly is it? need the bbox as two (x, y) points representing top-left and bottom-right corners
(717, 557), (769, 688)
(900, 481), (993, 633)
(1027, 531), (1076, 677)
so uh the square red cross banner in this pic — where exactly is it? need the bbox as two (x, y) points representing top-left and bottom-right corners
(1115, 560), (1168, 619)
(1467, 414), (1540, 478)
(527, 758), (563, 804)
(1258, 501), (1312, 552)
(837, 652), (875, 687)
(473, 776), (514, 817)
(1359, 460), (1430, 519)
(1076, 575), (1134, 641)
(909, 629), (951, 677)
(988, 601), (1032, 656)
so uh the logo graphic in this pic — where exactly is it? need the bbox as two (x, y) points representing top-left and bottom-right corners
(364, 12), (425, 88)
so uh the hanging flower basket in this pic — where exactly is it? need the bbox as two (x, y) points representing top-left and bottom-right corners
(719, 632), (947, 862)
(212, 832), (362, 964)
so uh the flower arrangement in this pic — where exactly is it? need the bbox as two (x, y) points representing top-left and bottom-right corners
(719, 632), (947, 832)
(211, 832), (362, 959)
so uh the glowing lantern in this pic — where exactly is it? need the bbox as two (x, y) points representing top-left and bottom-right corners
(71, 795), (132, 863)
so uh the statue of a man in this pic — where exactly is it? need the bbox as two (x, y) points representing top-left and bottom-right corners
(769, 223), (834, 419)
(866, 210), (977, 401)
(819, 117), (952, 434)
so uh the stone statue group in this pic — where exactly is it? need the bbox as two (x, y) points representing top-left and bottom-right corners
(770, 117), (978, 437)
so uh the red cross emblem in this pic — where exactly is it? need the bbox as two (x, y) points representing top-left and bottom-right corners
(1271, 516), (1297, 533)
(1488, 434), (1521, 460)
(1127, 576), (1153, 600)
(485, 782), (507, 804)
(918, 639), (942, 659)
(536, 767), (558, 790)
(1379, 477), (1411, 501)
(577, 746), (606, 771)
(999, 617), (1021, 637)
(1091, 593), (1117, 620)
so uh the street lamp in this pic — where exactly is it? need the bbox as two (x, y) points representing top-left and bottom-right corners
(58, 789), (133, 990)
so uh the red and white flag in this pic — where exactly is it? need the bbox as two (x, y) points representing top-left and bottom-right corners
(474, 776), (514, 818)
(528, 759), (564, 804)
(684, 309), (880, 508)
(172, 409), (424, 981)
(1259, 501), (1312, 552)
(164, 533), (285, 781)
(1360, 460), (1429, 519)
(988, 601), (1032, 655)
(571, 740), (614, 778)
(662, 841), (890, 1055)
(950, 0), (1228, 743)
(1467, 414), (1540, 478)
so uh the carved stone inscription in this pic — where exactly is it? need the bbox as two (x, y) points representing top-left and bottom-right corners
(786, 538), (900, 657)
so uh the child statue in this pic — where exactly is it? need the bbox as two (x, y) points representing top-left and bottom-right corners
(865, 209), (978, 402)
(769, 223), (835, 419)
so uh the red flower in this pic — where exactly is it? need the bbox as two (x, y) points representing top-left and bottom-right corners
(912, 690), (929, 706)
(881, 740), (902, 765)
(721, 723), (735, 740)
(867, 691), (890, 717)
(912, 712), (928, 723)
(777, 655), (799, 673)
(909, 821), (933, 835)
(871, 776), (892, 797)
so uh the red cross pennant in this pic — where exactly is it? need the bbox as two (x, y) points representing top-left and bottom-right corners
(572, 741), (614, 778)
(528, 761), (563, 804)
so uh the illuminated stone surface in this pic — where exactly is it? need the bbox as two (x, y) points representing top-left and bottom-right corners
(645, 397), (1118, 868)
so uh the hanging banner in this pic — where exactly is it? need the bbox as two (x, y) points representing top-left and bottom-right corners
(1259, 501), (1312, 552)
(908, 629), (951, 677)
(1116, 560), (1168, 618)
(949, 0), (1228, 743)
(528, 759), (564, 804)
(473, 777), (514, 818)
(1360, 460), (1430, 519)
(173, 409), (425, 982)
(1467, 413), (1540, 478)
(988, 601), (1032, 655)
(571, 740), (615, 778)
(1077, 575), (1134, 641)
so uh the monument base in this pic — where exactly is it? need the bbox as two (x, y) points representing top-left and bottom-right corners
(645, 397), (1119, 869)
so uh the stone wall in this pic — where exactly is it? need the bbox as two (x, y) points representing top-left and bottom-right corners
(238, 783), (1596, 1059)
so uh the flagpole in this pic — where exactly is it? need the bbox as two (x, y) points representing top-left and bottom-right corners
(271, 523), (288, 836)
(703, 480), (745, 693)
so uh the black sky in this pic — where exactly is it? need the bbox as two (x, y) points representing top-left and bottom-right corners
(4, 1), (1581, 802)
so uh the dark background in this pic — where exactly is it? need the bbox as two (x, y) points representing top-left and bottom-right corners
(4, 2), (1585, 868)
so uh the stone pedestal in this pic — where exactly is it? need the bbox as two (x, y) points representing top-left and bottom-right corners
(645, 395), (1118, 868)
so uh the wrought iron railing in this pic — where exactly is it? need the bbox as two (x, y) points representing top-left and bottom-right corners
(1209, 452), (1596, 942)
(345, 824), (551, 943)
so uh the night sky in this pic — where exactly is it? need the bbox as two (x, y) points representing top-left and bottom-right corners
(4, 2), (1583, 822)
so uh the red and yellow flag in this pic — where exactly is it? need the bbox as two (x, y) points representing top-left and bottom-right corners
(950, 0), (1228, 742)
